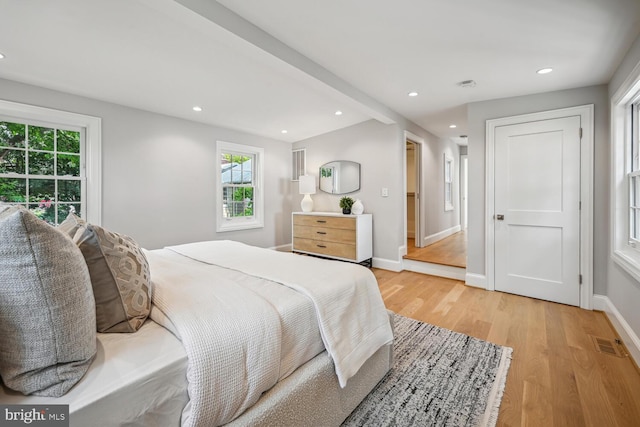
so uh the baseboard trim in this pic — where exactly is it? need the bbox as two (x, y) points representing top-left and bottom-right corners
(423, 225), (462, 247)
(270, 243), (292, 252)
(593, 294), (640, 368)
(402, 259), (465, 281)
(465, 273), (487, 289)
(373, 257), (403, 272)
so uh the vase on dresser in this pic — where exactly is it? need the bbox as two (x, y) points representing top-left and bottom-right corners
(352, 199), (364, 215)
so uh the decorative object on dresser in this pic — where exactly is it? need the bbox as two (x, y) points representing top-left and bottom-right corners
(351, 199), (364, 215)
(299, 174), (316, 212)
(339, 196), (354, 214)
(292, 212), (373, 267)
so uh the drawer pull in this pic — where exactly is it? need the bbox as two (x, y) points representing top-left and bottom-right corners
(317, 244), (327, 248)
(316, 231), (327, 235)
(316, 220), (327, 223)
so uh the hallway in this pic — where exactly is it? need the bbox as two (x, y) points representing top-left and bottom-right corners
(404, 230), (467, 268)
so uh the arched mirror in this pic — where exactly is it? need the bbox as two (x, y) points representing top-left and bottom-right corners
(319, 160), (360, 194)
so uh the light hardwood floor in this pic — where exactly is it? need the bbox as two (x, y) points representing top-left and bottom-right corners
(405, 231), (467, 268)
(374, 269), (640, 427)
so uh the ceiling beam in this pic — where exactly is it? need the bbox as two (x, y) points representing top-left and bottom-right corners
(172, 0), (402, 125)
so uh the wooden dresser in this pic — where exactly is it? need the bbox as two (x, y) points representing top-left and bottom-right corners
(292, 212), (372, 266)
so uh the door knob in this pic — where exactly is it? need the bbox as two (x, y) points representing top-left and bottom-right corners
(496, 214), (504, 220)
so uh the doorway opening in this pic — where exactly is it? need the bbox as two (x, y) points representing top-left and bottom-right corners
(402, 134), (467, 279)
(460, 153), (468, 230)
(406, 140), (421, 249)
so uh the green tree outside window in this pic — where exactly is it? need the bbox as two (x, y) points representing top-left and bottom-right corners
(0, 121), (82, 224)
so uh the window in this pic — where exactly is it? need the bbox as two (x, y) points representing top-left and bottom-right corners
(444, 154), (454, 211)
(630, 102), (640, 243)
(216, 141), (263, 232)
(0, 100), (101, 224)
(612, 62), (640, 281)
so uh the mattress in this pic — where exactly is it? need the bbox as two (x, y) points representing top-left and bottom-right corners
(0, 320), (189, 427)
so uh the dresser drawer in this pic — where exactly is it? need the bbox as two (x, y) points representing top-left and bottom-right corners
(293, 238), (356, 261)
(293, 225), (356, 244)
(292, 212), (372, 264)
(293, 214), (355, 230)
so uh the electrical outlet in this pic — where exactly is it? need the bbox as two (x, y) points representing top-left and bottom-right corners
(381, 187), (389, 197)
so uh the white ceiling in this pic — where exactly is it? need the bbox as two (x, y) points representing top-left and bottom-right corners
(0, 0), (639, 143)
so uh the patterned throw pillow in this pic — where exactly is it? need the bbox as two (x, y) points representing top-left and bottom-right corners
(0, 205), (96, 397)
(70, 217), (151, 333)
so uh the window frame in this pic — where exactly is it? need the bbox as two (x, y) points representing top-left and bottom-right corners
(611, 60), (640, 281)
(444, 154), (454, 211)
(216, 141), (264, 232)
(0, 100), (101, 225)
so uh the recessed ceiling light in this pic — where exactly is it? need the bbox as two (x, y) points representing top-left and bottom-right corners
(281, 130), (288, 134)
(408, 91), (419, 97)
(0, 53), (5, 60)
(192, 106), (202, 112)
(449, 124), (457, 129)
(537, 68), (553, 74)
(335, 110), (343, 116)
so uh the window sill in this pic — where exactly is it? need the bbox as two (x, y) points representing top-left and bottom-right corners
(612, 248), (640, 283)
(217, 218), (264, 233)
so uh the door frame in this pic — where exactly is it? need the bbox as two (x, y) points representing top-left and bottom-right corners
(403, 131), (425, 253)
(460, 154), (468, 230)
(485, 105), (594, 309)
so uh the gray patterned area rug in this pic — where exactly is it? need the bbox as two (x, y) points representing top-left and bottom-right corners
(342, 314), (512, 427)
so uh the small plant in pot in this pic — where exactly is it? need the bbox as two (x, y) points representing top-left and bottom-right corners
(339, 196), (354, 214)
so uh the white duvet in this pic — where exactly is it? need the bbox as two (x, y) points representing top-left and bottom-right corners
(145, 240), (392, 427)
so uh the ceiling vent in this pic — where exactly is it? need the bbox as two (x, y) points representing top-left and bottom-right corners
(457, 80), (476, 88)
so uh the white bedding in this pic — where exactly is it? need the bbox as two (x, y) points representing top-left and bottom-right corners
(147, 240), (393, 427)
(1, 240), (392, 427)
(146, 248), (328, 426)
(0, 320), (189, 427)
(168, 240), (393, 387)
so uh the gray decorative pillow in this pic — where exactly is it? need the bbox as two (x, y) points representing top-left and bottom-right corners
(73, 220), (151, 333)
(0, 205), (96, 397)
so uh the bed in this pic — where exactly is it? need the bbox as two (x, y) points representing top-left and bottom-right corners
(0, 205), (394, 427)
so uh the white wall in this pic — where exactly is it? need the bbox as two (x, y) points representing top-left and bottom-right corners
(422, 136), (461, 238)
(466, 85), (609, 295)
(0, 78), (292, 250)
(607, 34), (640, 338)
(293, 120), (403, 262)
(293, 119), (461, 265)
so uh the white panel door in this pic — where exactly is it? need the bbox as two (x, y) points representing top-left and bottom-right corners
(494, 116), (581, 306)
